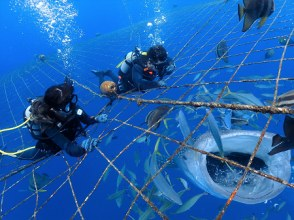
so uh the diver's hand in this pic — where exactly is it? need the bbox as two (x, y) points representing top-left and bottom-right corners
(81, 138), (99, 152)
(158, 80), (167, 87)
(95, 114), (108, 123)
(165, 63), (175, 74)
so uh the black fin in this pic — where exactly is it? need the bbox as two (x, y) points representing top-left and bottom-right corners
(271, 134), (283, 147)
(269, 137), (294, 155)
(284, 115), (294, 138)
(268, 143), (292, 155)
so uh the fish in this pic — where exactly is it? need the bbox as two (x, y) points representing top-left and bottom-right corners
(105, 130), (116, 146)
(216, 40), (229, 63)
(149, 152), (182, 205)
(254, 83), (275, 89)
(276, 201), (286, 211)
(102, 167), (111, 182)
(238, 0), (275, 32)
(116, 165), (126, 188)
(222, 87), (264, 106)
(223, 64), (236, 73)
(229, 110), (257, 128)
(154, 137), (161, 153)
(278, 36), (294, 46)
(134, 151), (140, 167)
(176, 114), (291, 204)
(276, 90), (294, 108)
(145, 105), (171, 131)
(107, 189), (126, 200)
(269, 115), (294, 155)
(264, 48), (275, 59)
(29, 172), (51, 192)
(261, 93), (274, 98)
(174, 192), (207, 214)
(206, 109), (224, 157)
(139, 206), (155, 220)
(177, 178), (189, 190)
(176, 110), (194, 145)
(218, 108), (232, 130)
(135, 136), (149, 144)
(193, 73), (201, 82)
(127, 169), (137, 182)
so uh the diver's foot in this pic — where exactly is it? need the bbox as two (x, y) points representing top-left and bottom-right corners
(104, 70), (113, 75)
(91, 70), (105, 77)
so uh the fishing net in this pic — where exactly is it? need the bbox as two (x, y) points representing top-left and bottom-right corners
(0, 0), (294, 219)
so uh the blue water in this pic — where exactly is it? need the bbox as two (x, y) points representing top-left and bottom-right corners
(0, 0), (293, 219)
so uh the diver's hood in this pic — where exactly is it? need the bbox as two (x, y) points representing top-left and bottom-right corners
(177, 130), (291, 204)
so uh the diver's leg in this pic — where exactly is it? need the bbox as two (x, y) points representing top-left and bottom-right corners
(104, 70), (119, 82)
(45, 127), (85, 157)
(91, 70), (105, 86)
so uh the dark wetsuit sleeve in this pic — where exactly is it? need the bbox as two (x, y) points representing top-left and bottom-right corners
(132, 64), (160, 90)
(75, 106), (97, 125)
(45, 127), (85, 157)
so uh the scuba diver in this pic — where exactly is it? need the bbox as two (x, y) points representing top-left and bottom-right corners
(19, 77), (108, 160)
(91, 45), (175, 96)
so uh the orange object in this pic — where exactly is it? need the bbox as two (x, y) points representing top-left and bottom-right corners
(100, 81), (117, 96)
(144, 67), (154, 75)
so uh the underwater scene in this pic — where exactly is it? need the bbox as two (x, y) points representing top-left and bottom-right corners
(0, 0), (293, 219)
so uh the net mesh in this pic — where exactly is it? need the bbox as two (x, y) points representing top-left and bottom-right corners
(0, 0), (294, 219)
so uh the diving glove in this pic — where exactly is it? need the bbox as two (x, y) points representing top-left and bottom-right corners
(158, 80), (167, 87)
(81, 138), (99, 152)
(165, 63), (175, 74)
(95, 114), (108, 123)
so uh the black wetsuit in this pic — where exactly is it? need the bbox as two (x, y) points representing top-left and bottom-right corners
(117, 63), (158, 93)
(19, 104), (97, 160)
(117, 56), (174, 94)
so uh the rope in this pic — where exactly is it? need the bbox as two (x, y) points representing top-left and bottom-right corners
(118, 95), (294, 114)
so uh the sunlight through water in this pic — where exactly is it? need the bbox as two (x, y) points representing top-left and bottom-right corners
(12, 0), (82, 70)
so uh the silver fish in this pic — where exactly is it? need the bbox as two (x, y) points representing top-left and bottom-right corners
(206, 109), (224, 157)
(176, 110), (194, 146)
(222, 88), (264, 106)
(149, 152), (182, 205)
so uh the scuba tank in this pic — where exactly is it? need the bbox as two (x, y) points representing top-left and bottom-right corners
(118, 47), (147, 74)
(24, 99), (43, 139)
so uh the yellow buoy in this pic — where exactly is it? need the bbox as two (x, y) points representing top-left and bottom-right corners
(100, 81), (117, 96)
